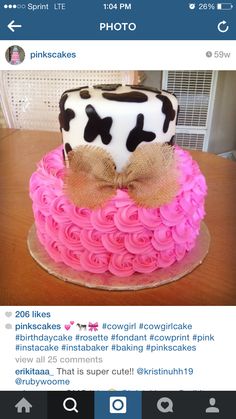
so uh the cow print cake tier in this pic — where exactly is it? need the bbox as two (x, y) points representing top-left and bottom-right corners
(30, 84), (207, 278)
(60, 84), (178, 172)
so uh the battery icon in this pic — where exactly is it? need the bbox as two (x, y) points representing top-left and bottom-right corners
(217, 3), (234, 9)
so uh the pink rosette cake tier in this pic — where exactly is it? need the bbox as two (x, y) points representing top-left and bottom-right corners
(29, 145), (207, 278)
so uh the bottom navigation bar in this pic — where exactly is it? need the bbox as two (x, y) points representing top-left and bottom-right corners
(0, 391), (235, 418)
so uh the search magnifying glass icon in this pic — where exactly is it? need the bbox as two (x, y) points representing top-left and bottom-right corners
(63, 397), (79, 413)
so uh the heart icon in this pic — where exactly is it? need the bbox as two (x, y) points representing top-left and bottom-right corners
(64, 324), (71, 331)
(5, 312), (12, 317)
(70, 321), (74, 325)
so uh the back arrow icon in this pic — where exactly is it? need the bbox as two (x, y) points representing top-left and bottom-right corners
(7, 20), (22, 32)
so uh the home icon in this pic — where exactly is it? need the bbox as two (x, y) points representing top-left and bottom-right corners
(15, 397), (32, 413)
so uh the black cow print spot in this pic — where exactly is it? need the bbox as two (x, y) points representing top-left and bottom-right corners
(62, 86), (88, 95)
(80, 90), (91, 99)
(156, 94), (176, 133)
(65, 142), (72, 154)
(176, 105), (180, 125)
(102, 91), (148, 103)
(127, 84), (161, 94)
(126, 114), (156, 152)
(59, 94), (75, 132)
(84, 105), (113, 145)
(168, 135), (175, 146)
(162, 89), (177, 98)
(93, 83), (122, 91)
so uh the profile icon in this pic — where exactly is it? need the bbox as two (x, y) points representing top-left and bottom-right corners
(205, 397), (220, 413)
(5, 45), (25, 65)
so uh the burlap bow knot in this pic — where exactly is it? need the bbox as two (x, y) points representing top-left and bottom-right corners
(64, 143), (179, 209)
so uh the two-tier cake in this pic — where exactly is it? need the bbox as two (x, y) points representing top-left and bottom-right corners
(29, 84), (207, 279)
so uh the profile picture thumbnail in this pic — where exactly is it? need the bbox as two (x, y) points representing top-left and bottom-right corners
(5, 45), (25, 65)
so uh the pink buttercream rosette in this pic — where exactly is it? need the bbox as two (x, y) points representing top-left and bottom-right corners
(29, 146), (207, 277)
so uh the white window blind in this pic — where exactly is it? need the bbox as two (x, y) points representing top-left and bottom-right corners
(162, 71), (218, 151)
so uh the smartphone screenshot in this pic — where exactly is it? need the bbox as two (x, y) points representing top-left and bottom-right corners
(0, 1), (235, 418)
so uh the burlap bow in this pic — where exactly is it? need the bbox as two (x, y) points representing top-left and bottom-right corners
(64, 143), (179, 209)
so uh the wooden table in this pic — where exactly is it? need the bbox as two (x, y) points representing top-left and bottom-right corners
(0, 128), (236, 305)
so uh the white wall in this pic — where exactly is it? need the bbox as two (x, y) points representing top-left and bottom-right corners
(208, 71), (236, 153)
(143, 70), (162, 89)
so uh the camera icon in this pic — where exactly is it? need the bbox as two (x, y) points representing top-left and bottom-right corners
(109, 396), (127, 414)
